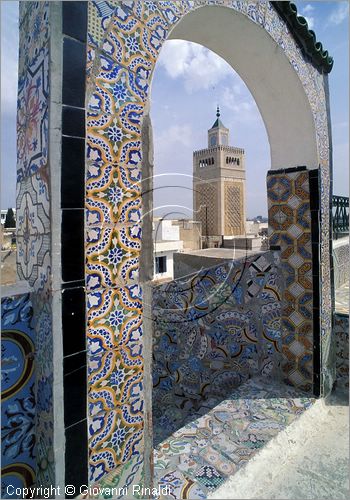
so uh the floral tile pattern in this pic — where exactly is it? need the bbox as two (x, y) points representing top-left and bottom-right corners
(86, 225), (141, 290)
(1, 294), (36, 498)
(79, 0), (335, 488)
(87, 285), (142, 355)
(86, 163), (141, 226)
(17, 46), (49, 183)
(88, 407), (144, 484)
(152, 251), (284, 444)
(16, 2), (54, 491)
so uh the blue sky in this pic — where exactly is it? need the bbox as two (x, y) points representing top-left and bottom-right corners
(1, 1), (349, 218)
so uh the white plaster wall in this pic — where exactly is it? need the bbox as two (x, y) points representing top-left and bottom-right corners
(168, 6), (318, 170)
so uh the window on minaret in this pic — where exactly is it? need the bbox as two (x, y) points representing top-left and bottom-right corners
(210, 135), (217, 147)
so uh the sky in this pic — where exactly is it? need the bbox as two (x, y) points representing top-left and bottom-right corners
(1, 1), (349, 219)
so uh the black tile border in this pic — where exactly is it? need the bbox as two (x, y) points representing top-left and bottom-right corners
(64, 363), (87, 428)
(62, 1), (88, 43)
(62, 286), (86, 357)
(65, 419), (88, 490)
(267, 165), (307, 176)
(309, 168), (321, 397)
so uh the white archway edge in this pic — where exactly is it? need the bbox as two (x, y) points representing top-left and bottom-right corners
(168, 6), (318, 170)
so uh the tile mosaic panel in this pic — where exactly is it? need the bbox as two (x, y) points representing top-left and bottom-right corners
(334, 313), (349, 392)
(152, 251), (284, 443)
(86, 225), (141, 290)
(1, 294), (36, 498)
(86, 163), (142, 226)
(154, 377), (314, 499)
(84, 0), (333, 487)
(88, 407), (144, 483)
(87, 285), (142, 355)
(87, 283), (144, 484)
(17, 45), (49, 183)
(267, 168), (316, 393)
(31, 294), (55, 488)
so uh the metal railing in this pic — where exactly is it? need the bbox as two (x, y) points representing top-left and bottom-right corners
(332, 195), (349, 238)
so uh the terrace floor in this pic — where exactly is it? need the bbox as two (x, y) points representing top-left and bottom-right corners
(88, 376), (349, 499)
(335, 282), (349, 315)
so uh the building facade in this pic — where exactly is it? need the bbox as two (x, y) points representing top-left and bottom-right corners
(193, 108), (246, 239)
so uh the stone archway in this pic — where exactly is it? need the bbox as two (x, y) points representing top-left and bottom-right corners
(15, 0), (334, 492)
(85, 0), (332, 484)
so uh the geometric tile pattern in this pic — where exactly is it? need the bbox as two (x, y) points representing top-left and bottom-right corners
(267, 168), (315, 393)
(334, 313), (349, 392)
(1, 294), (36, 498)
(152, 251), (284, 444)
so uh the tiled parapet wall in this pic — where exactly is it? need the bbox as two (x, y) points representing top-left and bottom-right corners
(1, 293), (36, 498)
(333, 239), (350, 289)
(334, 313), (349, 392)
(267, 167), (321, 394)
(152, 251), (284, 443)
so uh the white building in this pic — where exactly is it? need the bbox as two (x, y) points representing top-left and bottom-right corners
(1, 209), (16, 226)
(153, 219), (183, 281)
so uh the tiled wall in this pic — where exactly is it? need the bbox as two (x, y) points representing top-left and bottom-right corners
(267, 167), (321, 394)
(16, 1), (55, 489)
(152, 251), (284, 443)
(334, 313), (349, 392)
(1, 294), (36, 498)
(15, 0), (334, 488)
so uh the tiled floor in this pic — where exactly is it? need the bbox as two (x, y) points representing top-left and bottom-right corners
(85, 377), (314, 499)
(154, 377), (314, 499)
(335, 283), (349, 315)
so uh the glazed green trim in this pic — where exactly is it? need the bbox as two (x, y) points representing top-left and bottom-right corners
(271, 1), (334, 73)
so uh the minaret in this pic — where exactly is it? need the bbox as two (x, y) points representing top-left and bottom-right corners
(193, 107), (246, 244)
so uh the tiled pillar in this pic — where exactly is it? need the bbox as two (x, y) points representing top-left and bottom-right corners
(267, 166), (321, 394)
(16, 1), (56, 488)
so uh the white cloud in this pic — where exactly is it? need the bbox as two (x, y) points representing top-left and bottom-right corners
(221, 86), (260, 124)
(328, 2), (349, 26)
(156, 124), (193, 151)
(302, 4), (315, 14)
(157, 40), (232, 93)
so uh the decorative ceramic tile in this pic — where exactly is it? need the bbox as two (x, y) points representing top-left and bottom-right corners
(88, 54), (148, 114)
(152, 251), (284, 443)
(17, 46), (49, 182)
(86, 164), (141, 226)
(86, 225), (141, 290)
(85, 454), (144, 499)
(87, 104), (143, 166)
(88, 408), (143, 483)
(153, 377), (314, 497)
(16, 167), (50, 235)
(18, 1), (49, 78)
(334, 313), (349, 391)
(88, 348), (143, 416)
(267, 169), (315, 392)
(16, 233), (51, 292)
(87, 285), (142, 354)
(1, 294), (36, 496)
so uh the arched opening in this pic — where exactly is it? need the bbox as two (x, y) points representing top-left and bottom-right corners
(84, 0), (331, 490)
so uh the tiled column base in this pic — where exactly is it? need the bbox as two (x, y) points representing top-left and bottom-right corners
(267, 167), (320, 394)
